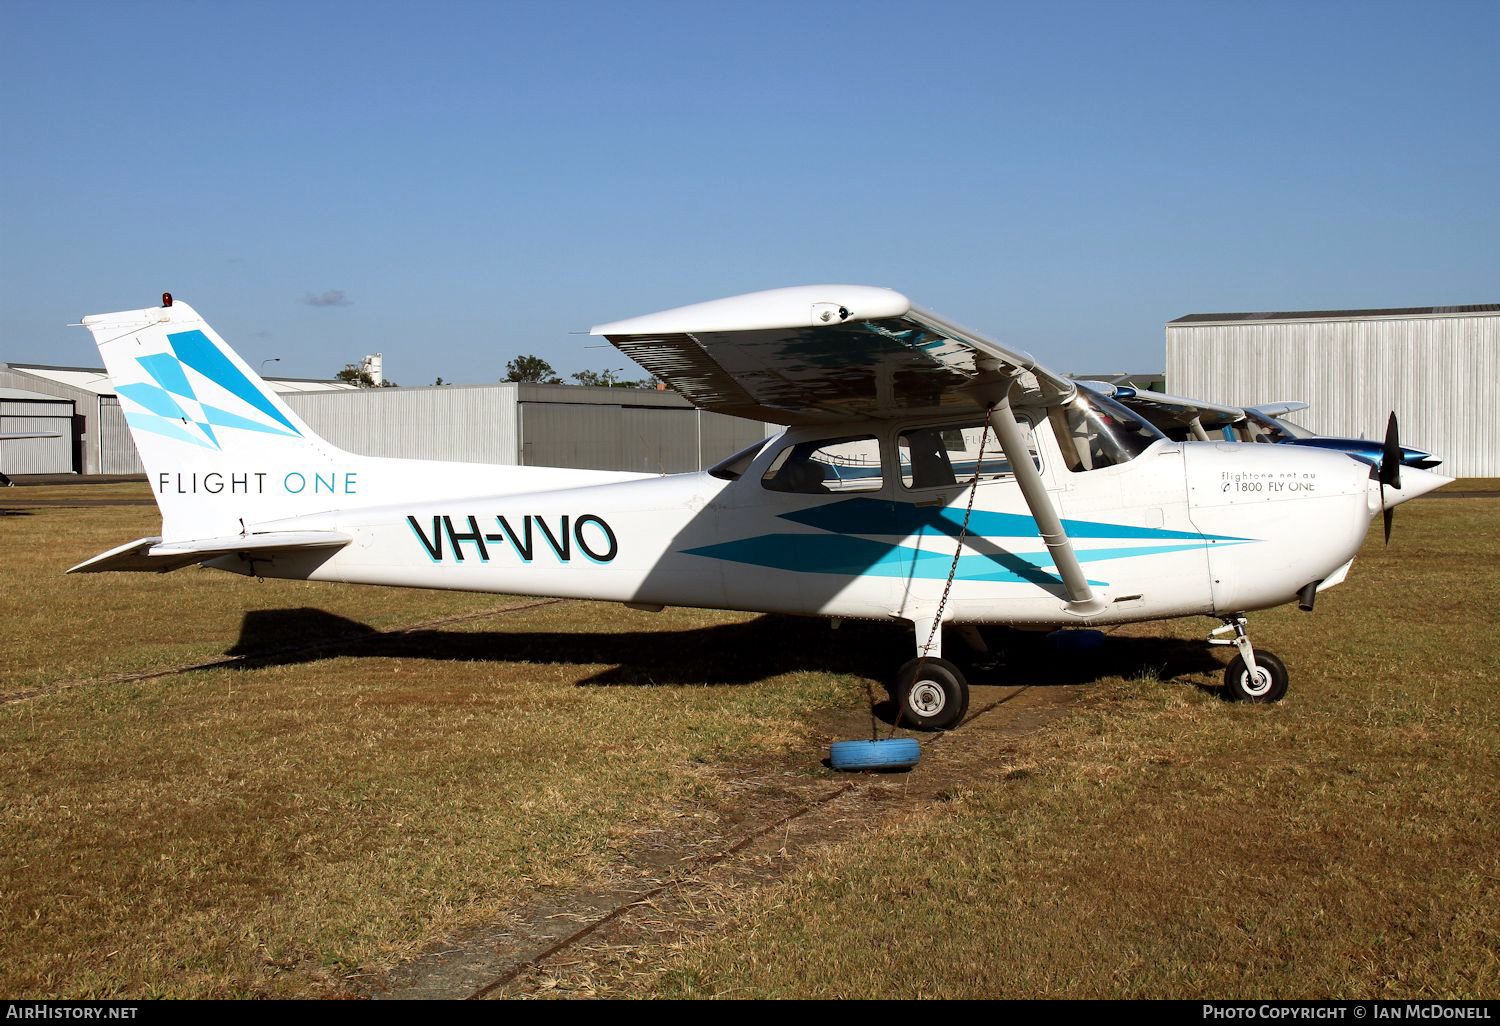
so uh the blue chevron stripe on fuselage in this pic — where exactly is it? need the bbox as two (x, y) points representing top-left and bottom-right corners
(679, 498), (1257, 587)
(777, 497), (1249, 541)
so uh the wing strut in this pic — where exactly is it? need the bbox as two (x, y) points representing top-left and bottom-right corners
(987, 394), (1106, 617)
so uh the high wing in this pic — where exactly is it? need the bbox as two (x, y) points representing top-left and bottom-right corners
(596, 285), (1111, 616)
(591, 285), (1076, 424)
(68, 531), (350, 574)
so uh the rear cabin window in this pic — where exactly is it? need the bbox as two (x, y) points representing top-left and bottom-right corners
(897, 419), (1037, 490)
(761, 436), (883, 494)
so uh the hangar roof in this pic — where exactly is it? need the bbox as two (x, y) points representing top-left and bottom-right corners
(1169, 304), (1500, 325)
(0, 385), (72, 403)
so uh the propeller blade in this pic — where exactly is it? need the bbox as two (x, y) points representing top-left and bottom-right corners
(1380, 411), (1402, 490)
(1383, 506), (1394, 544)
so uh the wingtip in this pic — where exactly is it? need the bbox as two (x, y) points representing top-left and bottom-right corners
(590, 285), (911, 336)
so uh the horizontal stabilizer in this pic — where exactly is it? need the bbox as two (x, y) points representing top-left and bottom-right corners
(67, 531), (351, 574)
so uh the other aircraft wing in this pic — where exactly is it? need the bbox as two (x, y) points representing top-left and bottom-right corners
(1082, 383), (1247, 433)
(591, 285), (1076, 424)
(1247, 402), (1311, 420)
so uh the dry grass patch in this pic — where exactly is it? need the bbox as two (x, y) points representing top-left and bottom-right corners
(1444, 478), (1500, 493)
(624, 499), (1500, 998)
(5, 479), (155, 501)
(0, 505), (504, 691)
(1, 628), (868, 996)
(0, 489), (877, 997)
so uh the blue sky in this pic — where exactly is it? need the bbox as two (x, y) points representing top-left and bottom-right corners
(2, 0), (1496, 384)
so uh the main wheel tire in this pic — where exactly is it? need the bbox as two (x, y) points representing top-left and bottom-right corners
(893, 656), (970, 731)
(1222, 650), (1289, 703)
(829, 738), (921, 771)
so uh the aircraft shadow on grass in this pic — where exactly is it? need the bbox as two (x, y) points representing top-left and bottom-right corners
(223, 607), (1226, 692)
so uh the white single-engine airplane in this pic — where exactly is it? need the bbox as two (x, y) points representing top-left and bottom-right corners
(70, 288), (1450, 727)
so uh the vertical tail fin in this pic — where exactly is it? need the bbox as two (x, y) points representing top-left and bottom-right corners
(84, 297), (360, 540)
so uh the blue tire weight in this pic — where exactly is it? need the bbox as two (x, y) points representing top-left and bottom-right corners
(829, 738), (921, 771)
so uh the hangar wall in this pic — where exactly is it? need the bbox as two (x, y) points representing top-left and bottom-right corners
(0, 361), (773, 478)
(286, 384), (522, 464)
(0, 388), (76, 474)
(97, 397), (146, 475)
(0, 365), (104, 473)
(1167, 308), (1499, 477)
(283, 382), (771, 473)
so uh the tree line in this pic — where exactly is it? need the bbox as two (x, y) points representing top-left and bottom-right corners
(331, 356), (660, 389)
(503, 355), (658, 389)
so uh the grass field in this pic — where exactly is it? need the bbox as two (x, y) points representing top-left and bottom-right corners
(608, 497), (1500, 999)
(1, 482), (1497, 998)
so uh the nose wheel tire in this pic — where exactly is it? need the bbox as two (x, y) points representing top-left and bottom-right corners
(894, 656), (970, 731)
(1222, 650), (1289, 703)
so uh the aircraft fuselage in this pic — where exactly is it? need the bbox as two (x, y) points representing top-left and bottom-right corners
(234, 425), (1396, 634)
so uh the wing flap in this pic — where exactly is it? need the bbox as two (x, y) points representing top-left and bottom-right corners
(68, 531), (351, 574)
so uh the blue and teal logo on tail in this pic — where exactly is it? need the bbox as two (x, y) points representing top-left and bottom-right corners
(115, 330), (302, 449)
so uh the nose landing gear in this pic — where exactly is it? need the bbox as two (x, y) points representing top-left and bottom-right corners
(1210, 616), (1289, 703)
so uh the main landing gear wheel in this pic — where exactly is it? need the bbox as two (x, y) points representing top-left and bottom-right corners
(1223, 650), (1289, 703)
(894, 656), (970, 731)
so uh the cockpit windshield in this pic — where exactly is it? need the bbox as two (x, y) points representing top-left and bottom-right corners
(1048, 392), (1165, 472)
(1243, 410), (1311, 443)
(707, 437), (774, 480)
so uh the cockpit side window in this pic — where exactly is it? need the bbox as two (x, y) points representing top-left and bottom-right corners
(897, 419), (1037, 491)
(1048, 393), (1165, 472)
(761, 435), (883, 494)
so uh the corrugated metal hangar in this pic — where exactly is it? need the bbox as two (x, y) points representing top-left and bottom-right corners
(1167, 305), (1499, 476)
(0, 362), (770, 477)
(0, 363), (359, 475)
(287, 382), (770, 473)
(0, 386), (75, 474)
(7, 302), (1496, 478)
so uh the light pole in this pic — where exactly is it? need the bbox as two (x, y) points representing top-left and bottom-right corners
(260, 358), (281, 375)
